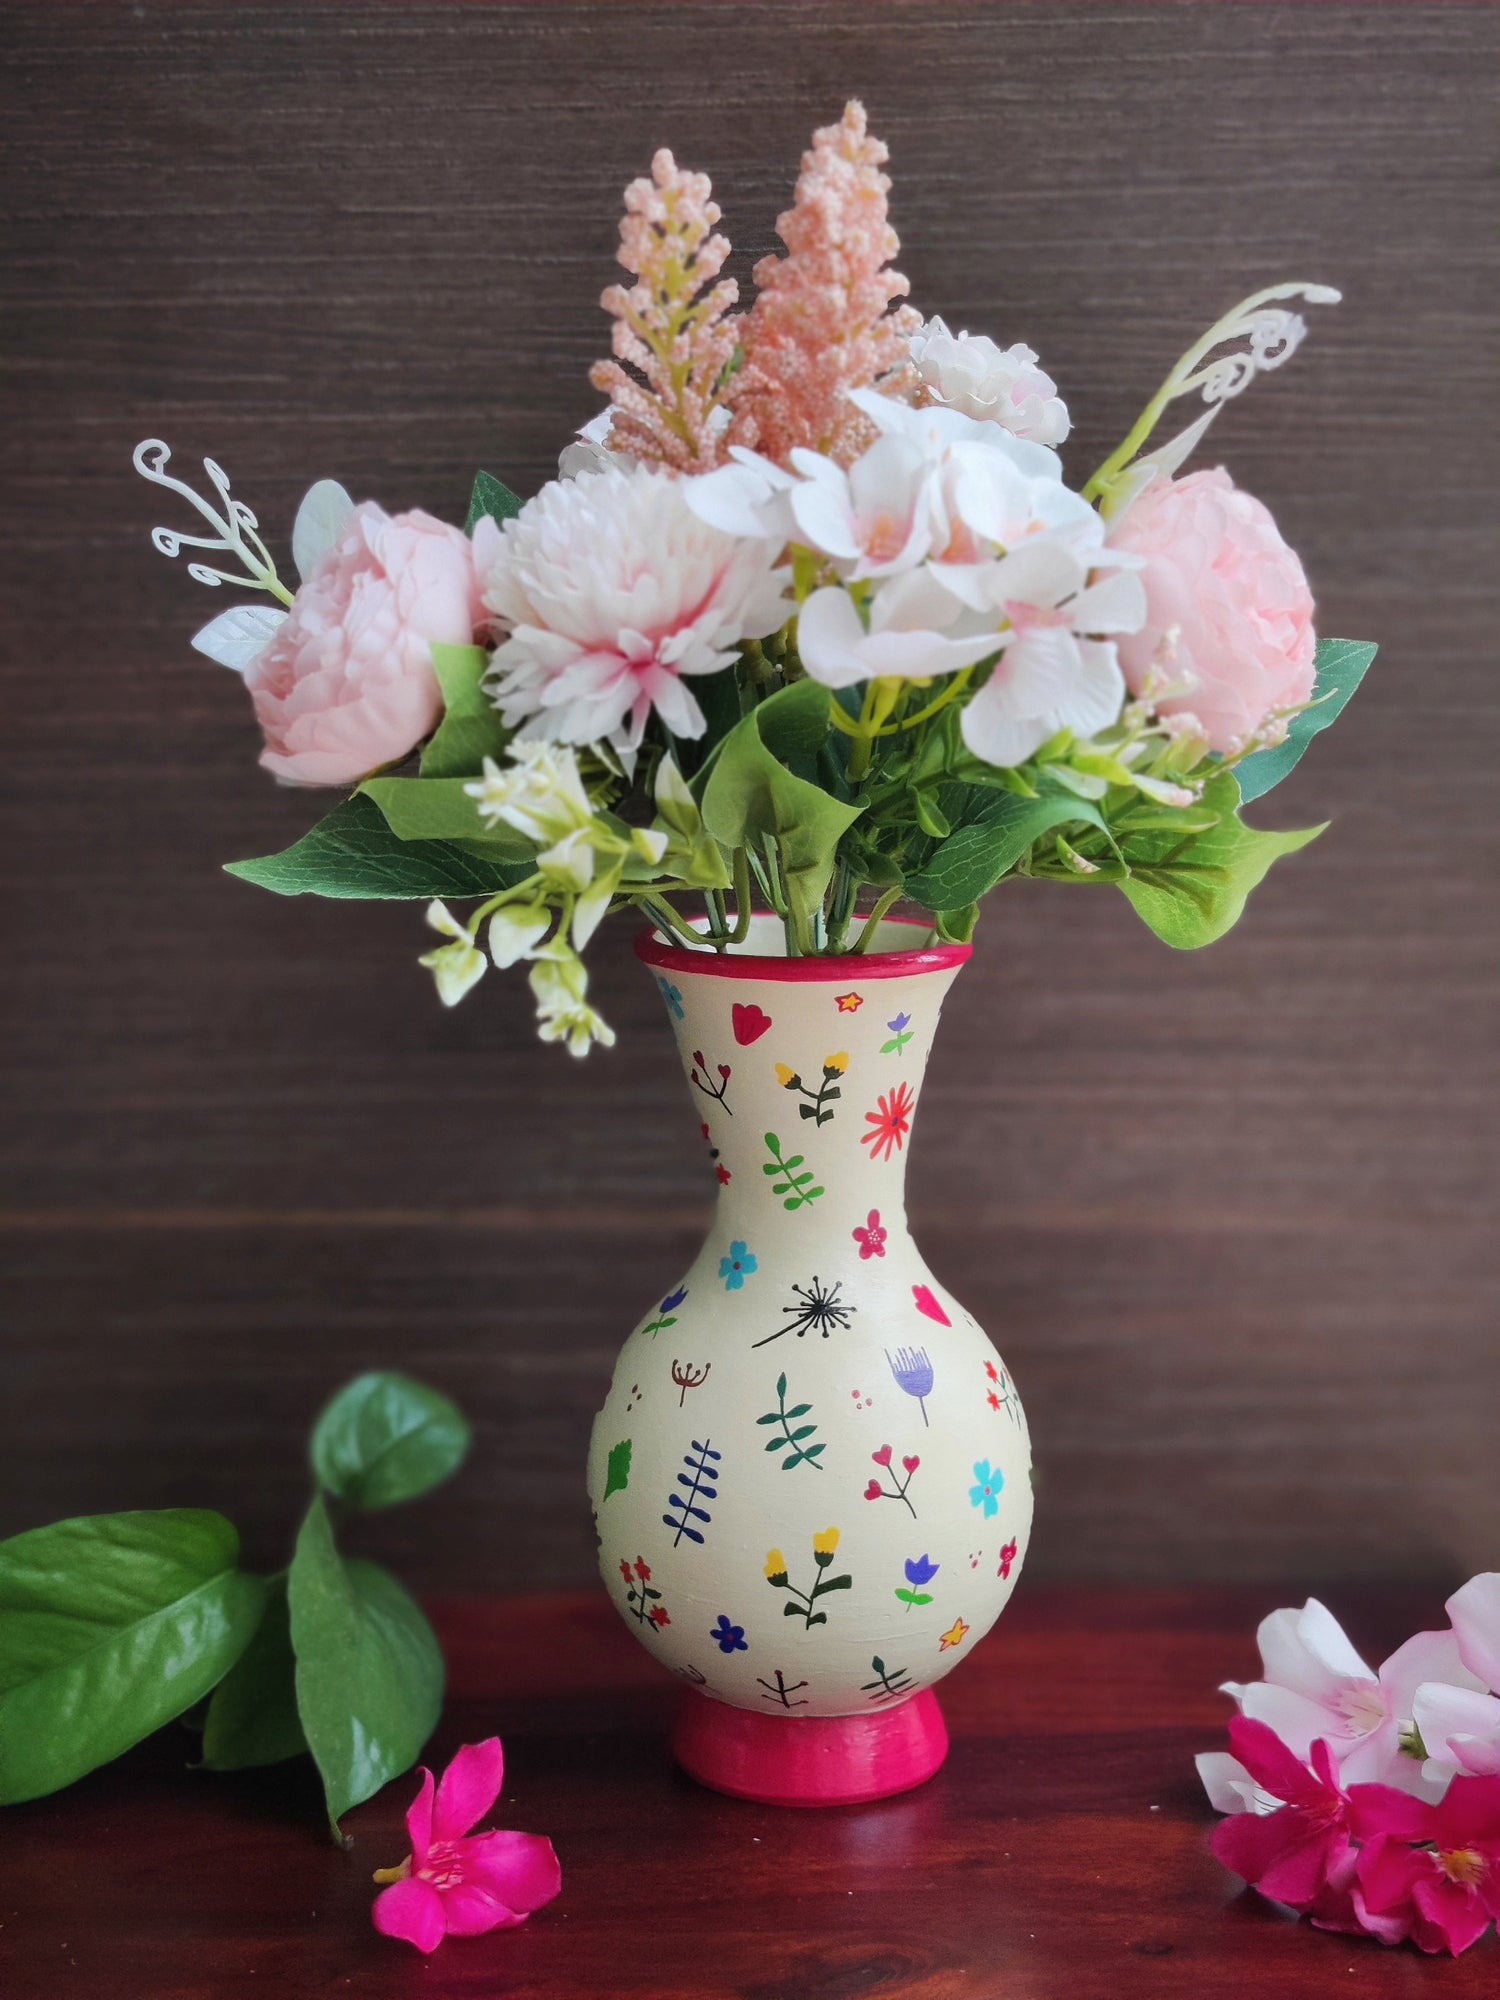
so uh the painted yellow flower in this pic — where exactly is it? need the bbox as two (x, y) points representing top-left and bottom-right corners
(939, 1616), (971, 1652)
(812, 1526), (841, 1557)
(774, 1063), (796, 1087)
(824, 1051), (849, 1074)
(764, 1548), (788, 1579)
(835, 991), (864, 1013)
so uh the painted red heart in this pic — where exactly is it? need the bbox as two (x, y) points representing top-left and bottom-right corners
(732, 1003), (772, 1046)
(871, 1444), (893, 1467)
(863, 1480), (883, 1501)
(912, 1284), (951, 1326)
(902, 1454), (920, 1473)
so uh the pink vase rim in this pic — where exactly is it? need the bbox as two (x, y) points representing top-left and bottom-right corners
(634, 915), (972, 984)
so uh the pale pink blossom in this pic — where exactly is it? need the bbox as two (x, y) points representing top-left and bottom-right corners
(476, 467), (788, 752)
(1109, 467), (1317, 754)
(371, 1738), (560, 1952)
(1415, 1575), (1500, 1782)
(732, 101), (920, 468)
(908, 317), (1071, 446)
(797, 570), (1000, 689)
(245, 503), (480, 786)
(1449, 1573), (1500, 1692)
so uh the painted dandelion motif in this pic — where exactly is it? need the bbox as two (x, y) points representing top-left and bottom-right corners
(887, 1345), (934, 1426)
(664, 1437), (721, 1545)
(754, 1275), (854, 1348)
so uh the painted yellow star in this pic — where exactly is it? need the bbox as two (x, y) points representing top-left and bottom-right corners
(938, 1616), (970, 1652)
(835, 991), (864, 1013)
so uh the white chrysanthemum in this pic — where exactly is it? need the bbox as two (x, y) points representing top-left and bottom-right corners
(476, 467), (790, 752)
(908, 317), (1071, 447)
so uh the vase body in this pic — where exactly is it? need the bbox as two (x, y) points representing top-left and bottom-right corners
(586, 916), (1032, 1794)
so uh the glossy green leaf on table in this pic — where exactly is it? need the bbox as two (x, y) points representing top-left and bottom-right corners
(199, 1572), (305, 1772)
(0, 1510), (265, 1803)
(310, 1370), (470, 1512)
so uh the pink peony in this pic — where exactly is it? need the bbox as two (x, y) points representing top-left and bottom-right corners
(246, 503), (480, 786)
(372, 1738), (561, 1953)
(1109, 468), (1316, 754)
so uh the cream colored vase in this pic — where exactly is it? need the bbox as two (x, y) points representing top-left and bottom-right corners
(586, 916), (1032, 1767)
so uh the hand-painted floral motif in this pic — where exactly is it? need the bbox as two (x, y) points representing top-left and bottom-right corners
(756, 1275), (854, 1348)
(862, 1656), (914, 1703)
(865, 1444), (919, 1519)
(671, 1359), (711, 1406)
(664, 1436), (720, 1545)
(896, 1552), (939, 1610)
(732, 1001), (773, 1045)
(710, 1613), (748, 1654)
(699, 1121), (731, 1185)
(657, 979), (685, 1020)
(758, 1669), (809, 1707)
(765, 1528), (853, 1628)
(756, 1371), (826, 1471)
(939, 1616), (971, 1652)
(969, 1459), (1004, 1519)
(643, 1286), (687, 1338)
(852, 1208), (887, 1259)
(862, 1081), (914, 1161)
(761, 1131), (825, 1208)
(719, 1240), (758, 1288)
(690, 1048), (732, 1112)
(998, 1538), (1018, 1580)
(911, 1283), (951, 1326)
(621, 1557), (670, 1631)
(985, 1357), (1022, 1423)
(887, 1345), (934, 1426)
(835, 992), (864, 1014)
(880, 1012), (914, 1056)
(775, 1051), (847, 1125)
(602, 1438), (632, 1500)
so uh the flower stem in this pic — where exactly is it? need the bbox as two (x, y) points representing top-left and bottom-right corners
(851, 887), (902, 954)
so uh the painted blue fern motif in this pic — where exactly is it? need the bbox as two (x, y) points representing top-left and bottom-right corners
(664, 1437), (721, 1547)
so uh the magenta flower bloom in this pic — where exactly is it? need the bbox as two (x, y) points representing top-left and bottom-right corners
(372, 1738), (561, 1954)
(1349, 1773), (1500, 1955)
(1211, 1717), (1353, 1913)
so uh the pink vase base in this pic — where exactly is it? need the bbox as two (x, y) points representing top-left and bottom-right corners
(671, 1686), (949, 1807)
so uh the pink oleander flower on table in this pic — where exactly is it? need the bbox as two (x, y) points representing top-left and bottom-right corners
(247, 502), (481, 786)
(1416, 1573), (1500, 1784)
(1109, 467), (1317, 755)
(1348, 1775), (1500, 1955)
(372, 1738), (561, 1953)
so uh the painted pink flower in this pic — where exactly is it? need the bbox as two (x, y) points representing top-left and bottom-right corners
(247, 503), (480, 786)
(1109, 468), (1316, 754)
(371, 1739), (560, 1954)
(853, 1209), (887, 1259)
(861, 1083), (914, 1162)
(1349, 1774), (1500, 1955)
(998, 1538), (1018, 1580)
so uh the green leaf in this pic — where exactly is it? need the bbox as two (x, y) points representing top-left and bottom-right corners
(200, 1572), (305, 1771)
(1235, 639), (1377, 804)
(1117, 772), (1324, 949)
(904, 792), (1109, 910)
(701, 681), (863, 936)
(464, 470), (523, 535)
(357, 775), (534, 862)
(0, 1510), (265, 1803)
(419, 643), (511, 779)
(934, 903), (979, 944)
(226, 793), (535, 901)
(287, 1496), (442, 1829)
(602, 1439), (632, 1501)
(310, 1371), (470, 1512)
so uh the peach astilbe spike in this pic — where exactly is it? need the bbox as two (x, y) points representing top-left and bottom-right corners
(590, 150), (742, 472)
(732, 101), (921, 469)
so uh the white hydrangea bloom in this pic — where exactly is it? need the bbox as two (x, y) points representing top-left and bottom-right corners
(908, 317), (1071, 447)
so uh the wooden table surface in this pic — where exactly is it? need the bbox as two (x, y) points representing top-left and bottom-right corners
(6, 1585), (1495, 1999)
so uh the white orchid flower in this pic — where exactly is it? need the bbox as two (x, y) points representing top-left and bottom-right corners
(797, 570), (1002, 689)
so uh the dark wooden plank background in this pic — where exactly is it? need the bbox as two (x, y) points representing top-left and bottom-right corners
(2, 2), (1496, 1599)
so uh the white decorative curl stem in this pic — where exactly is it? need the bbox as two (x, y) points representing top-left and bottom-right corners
(132, 439), (294, 605)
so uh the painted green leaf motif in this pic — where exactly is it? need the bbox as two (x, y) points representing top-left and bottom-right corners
(225, 793), (535, 901)
(1116, 771), (1324, 950)
(200, 1571), (304, 1771)
(603, 1439), (632, 1502)
(904, 792), (1109, 911)
(701, 680), (863, 935)
(1235, 639), (1377, 804)
(287, 1496), (443, 1830)
(419, 642), (512, 779)
(310, 1371), (470, 1512)
(464, 470), (524, 535)
(0, 1510), (266, 1803)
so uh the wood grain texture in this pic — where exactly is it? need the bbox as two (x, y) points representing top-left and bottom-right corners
(1, 3), (1497, 1594)
(6, 1586), (1499, 1999)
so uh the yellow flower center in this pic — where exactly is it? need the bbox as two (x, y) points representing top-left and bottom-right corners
(1439, 1847), (1488, 1888)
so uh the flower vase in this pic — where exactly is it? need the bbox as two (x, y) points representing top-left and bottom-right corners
(586, 916), (1033, 1806)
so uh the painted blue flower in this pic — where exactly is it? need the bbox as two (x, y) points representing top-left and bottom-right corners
(660, 1285), (689, 1314)
(888, 1012), (911, 1033)
(969, 1459), (1004, 1519)
(904, 1553), (939, 1588)
(710, 1613), (748, 1654)
(719, 1241), (758, 1290)
(886, 1345), (933, 1425)
(657, 979), (685, 1020)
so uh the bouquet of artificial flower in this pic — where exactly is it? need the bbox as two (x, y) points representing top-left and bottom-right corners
(134, 101), (1374, 1055)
